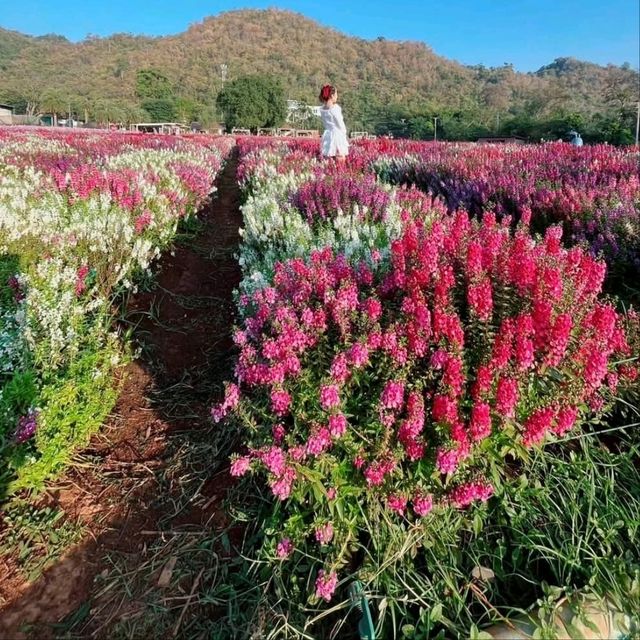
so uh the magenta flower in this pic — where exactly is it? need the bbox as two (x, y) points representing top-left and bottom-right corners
(134, 209), (153, 234)
(230, 456), (251, 477)
(260, 446), (287, 477)
(413, 493), (434, 517)
(269, 467), (296, 501)
(348, 342), (370, 368)
(450, 480), (494, 508)
(330, 354), (350, 385)
(306, 427), (332, 456)
(211, 383), (241, 423)
(271, 389), (292, 416)
(319, 384), (341, 410)
(554, 406), (579, 436)
(328, 413), (348, 438)
(380, 380), (405, 410)
(468, 278), (493, 321)
(469, 401), (492, 442)
(315, 569), (338, 602)
(522, 406), (555, 447)
(276, 538), (294, 558)
(315, 522), (334, 544)
(272, 423), (286, 443)
(386, 494), (408, 515)
(496, 377), (518, 418)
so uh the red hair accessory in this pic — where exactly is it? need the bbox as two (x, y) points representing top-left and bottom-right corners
(319, 85), (334, 102)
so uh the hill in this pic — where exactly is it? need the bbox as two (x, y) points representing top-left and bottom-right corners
(0, 9), (637, 141)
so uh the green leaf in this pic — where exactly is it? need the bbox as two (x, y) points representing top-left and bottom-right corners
(430, 602), (443, 622)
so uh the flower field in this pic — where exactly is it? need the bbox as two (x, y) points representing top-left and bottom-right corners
(214, 137), (640, 634)
(0, 127), (233, 494)
(1, 130), (639, 637)
(373, 143), (640, 284)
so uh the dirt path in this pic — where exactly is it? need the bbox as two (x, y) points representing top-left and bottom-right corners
(0, 150), (242, 638)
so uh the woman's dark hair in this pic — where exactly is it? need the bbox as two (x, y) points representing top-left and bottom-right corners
(319, 85), (336, 102)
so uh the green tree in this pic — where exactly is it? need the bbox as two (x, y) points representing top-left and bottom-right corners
(216, 74), (286, 131)
(90, 98), (126, 126)
(135, 69), (174, 100)
(407, 114), (434, 140)
(141, 98), (177, 122)
(174, 96), (206, 123)
(40, 88), (69, 126)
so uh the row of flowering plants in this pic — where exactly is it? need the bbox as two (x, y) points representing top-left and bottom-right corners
(215, 138), (637, 615)
(0, 127), (233, 494)
(373, 142), (640, 284)
(235, 138), (449, 297)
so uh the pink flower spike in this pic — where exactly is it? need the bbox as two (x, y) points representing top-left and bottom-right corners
(413, 493), (434, 517)
(315, 570), (338, 602)
(380, 380), (405, 410)
(271, 389), (292, 416)
(328, 413), (348, 438)
(387, 494), (408, 515)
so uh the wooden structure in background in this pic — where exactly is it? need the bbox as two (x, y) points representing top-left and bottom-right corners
(130, 122), (189, 134)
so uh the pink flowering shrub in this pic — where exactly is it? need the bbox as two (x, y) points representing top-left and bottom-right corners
(290, 173), (391, 224)
(217, 210), (631, 601)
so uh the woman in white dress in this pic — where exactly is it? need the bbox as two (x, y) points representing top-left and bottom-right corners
(319, 84), (349, 162)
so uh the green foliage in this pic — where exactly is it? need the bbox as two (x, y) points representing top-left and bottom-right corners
(135, 68), (174, 100)
(40, 87), (69, 116)
(64, 431), (640, 639)
(7, 327), (123, 496)
(0, 27), (32, 71)
(217, 74), (286, 131)
(141, 97), (177, 122)
(235, 438), (640, 638)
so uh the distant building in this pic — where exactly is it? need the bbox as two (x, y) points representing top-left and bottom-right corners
(277, 126), (297, 137)
(477, 136), (527, 145)
(0, 104), (14, 125)
(350, 131), (376, 140)
(130, 122), (189, 134)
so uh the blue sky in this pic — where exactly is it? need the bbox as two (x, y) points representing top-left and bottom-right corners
(2, 0), (639, 72)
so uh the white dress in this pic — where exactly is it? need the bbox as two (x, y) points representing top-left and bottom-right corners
(320, 104), (349, 157)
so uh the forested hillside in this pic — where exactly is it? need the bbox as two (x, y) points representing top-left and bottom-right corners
(1, 9), (637, 141)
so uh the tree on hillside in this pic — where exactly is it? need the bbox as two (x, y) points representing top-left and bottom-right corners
(91, 98), (148, 126)
(135, 69), (177, 122)
(216, 74), (286, 131)
(135, 69), (173, 100)
(40, 88), (69, 125)
(141, 98), (176, 121)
